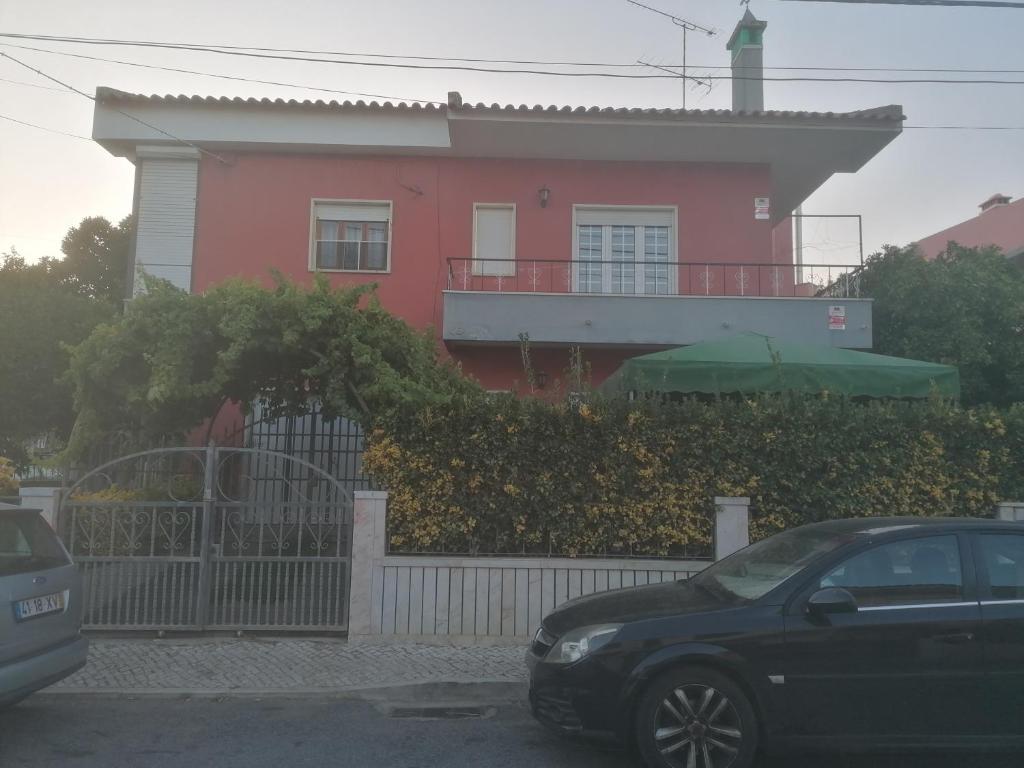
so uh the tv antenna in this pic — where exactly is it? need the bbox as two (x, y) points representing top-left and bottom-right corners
(626, 0), (717, 108)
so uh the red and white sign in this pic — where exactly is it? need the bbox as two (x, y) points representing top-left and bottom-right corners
(828, 305), (847, 331)
(754, 197), (770, 221)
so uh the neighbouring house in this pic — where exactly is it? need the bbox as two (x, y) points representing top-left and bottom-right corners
(913, 193), (1024, 263)
(91, 11), (904, 391)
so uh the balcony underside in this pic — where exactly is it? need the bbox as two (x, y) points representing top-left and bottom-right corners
(443, 291), (872, 349)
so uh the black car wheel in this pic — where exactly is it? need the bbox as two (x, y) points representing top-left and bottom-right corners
(635, 666), (758, 768)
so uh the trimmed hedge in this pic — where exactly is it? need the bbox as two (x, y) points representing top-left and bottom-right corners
(363, 395), (1024, 557)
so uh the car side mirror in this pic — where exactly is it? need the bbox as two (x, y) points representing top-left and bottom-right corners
(806, 587), (858, 616)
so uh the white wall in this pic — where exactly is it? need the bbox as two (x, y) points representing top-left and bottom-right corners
(348, 491), (749, 644)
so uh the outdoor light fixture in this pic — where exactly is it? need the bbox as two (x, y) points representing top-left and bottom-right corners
(538, 185), (551, 208)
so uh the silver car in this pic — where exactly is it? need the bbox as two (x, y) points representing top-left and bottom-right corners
(0, 502), (88, 706)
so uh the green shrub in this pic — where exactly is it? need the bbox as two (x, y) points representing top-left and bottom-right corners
(0, 457), (18, 496)
(364, 395), (1024, 557)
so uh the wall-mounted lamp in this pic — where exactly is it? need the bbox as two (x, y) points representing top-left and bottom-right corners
(538, 185), (551, 208)
(535, 370), (549, 389)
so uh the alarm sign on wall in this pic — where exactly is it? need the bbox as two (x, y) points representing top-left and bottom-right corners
(754, 197), (770, 220)
(829, 305), (847, 331)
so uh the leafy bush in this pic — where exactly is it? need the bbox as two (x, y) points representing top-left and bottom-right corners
(861, 245), (1024, 406)
(68, 484), (146, 503)
(365, 395), (1024, 557)
(64, 276), (476, 460)
(0, 457), (19, 496)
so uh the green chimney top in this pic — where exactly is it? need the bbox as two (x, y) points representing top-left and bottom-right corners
(727, 9), (767, 56)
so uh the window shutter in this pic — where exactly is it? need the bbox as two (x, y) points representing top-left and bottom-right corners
(315, 201), (390, 222)
(474, 206), (516, 276)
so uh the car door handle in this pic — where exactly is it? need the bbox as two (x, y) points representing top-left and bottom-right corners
(936, 632), (975, 645)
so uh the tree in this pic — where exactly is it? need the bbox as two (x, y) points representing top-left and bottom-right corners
(0, 251), (113, 466)
(64, 276), (480, 459)
(58, 215), (133, 305)
(859, 244), (1024, 406)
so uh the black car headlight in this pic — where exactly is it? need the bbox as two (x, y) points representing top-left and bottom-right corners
(546, 624), (623, 664)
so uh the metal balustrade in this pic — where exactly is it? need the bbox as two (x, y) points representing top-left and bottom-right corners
(446, 259), (864, 299)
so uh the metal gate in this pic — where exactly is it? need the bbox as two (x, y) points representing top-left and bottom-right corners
(57, 445), (352, 632)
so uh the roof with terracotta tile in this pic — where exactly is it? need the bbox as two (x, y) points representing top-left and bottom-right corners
(95, 87), (905, 125)
(915, 196), (1024, 259)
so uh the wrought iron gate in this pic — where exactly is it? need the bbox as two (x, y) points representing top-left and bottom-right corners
(57, 445), (352, 632)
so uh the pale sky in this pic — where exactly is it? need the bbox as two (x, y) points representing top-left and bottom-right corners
(1, 0), (1021, 264)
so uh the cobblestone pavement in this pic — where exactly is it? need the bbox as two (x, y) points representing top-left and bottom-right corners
(52, 638), (529, 693)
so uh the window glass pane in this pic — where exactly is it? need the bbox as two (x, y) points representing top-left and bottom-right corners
(644, 226), (670, 295)
(610, 226), (635, 294)
(316, 241), (341, 269)
(317, 220), (339, 240)
(577, 225), (603, 293)
(0, 513), (69, 576)
(361, 242), (388, 271)
(978, 534), (1024, 600)
(819, 535), (963, 607)
(575, 214), (674, 295)
(340, 242), (360, 270)
(315, 216), (389, 271)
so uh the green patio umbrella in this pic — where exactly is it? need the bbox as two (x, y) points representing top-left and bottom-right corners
(600, 333), (960, 399)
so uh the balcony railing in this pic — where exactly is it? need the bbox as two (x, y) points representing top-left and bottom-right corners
(446, 259), (864, 299)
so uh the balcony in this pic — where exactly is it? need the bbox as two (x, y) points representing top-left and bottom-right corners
(442, 259), (871, 349)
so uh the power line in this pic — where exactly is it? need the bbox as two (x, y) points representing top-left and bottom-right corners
(0, 42), (444, 105)
(0, 50), (230, 163)
(780, 0), (1024, 7)
(744, 63), (1024, 73)
(0, 112), (90, 139)
(3, 37), (1023, 86)
(0, 75), (66, 90)
(4, 41), (1024, 133)
(624, 0), (717, 33)
(625, 1), (717, 109)
(647, 62), (1024, 83)
(1, 32), (1022, 75)
(0, 35), (681, 79)
(0, 32), (653, 68)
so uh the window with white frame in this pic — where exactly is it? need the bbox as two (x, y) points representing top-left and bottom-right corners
(473, 204), (516, 276)
(573, 206), (676, 295)
(311, 200), (391, 272)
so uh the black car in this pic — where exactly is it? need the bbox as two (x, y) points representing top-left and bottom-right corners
(527, 516), (1024, 768)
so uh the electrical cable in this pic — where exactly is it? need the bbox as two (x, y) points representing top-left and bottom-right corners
(0, 42), (444, 105)
(2, 31), (1022, 74)
(0, 112), (91, 139)
(0, 50), (230, 163)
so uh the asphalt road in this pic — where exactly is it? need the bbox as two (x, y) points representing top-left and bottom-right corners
(1, 694), (1021, 768)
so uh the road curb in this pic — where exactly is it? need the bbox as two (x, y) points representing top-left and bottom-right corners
(39, 679), (529, 703)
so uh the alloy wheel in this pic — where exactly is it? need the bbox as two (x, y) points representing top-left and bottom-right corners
(653, 684), (743, 768)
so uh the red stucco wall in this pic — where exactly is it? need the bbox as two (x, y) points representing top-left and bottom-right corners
(192, 152), (791, 387)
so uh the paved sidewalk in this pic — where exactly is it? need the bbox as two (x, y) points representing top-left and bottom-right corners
(51, 638), (528, 695)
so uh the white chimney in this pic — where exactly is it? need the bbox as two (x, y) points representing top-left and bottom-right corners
(980, 193), (1012, 213)
(726, 10), (767, 112)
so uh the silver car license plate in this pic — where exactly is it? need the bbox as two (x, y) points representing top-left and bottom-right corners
(13, 591), (66, 621)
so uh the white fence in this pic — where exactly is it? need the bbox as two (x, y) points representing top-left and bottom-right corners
(348, 491), (750, 644)
(998, 502), (1024, 522)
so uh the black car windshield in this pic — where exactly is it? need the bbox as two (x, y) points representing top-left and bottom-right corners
(692, 527), (853, 602)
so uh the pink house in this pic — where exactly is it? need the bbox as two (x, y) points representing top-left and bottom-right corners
(914, 194), (1024, 262)
(92, 12), (903, 391)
